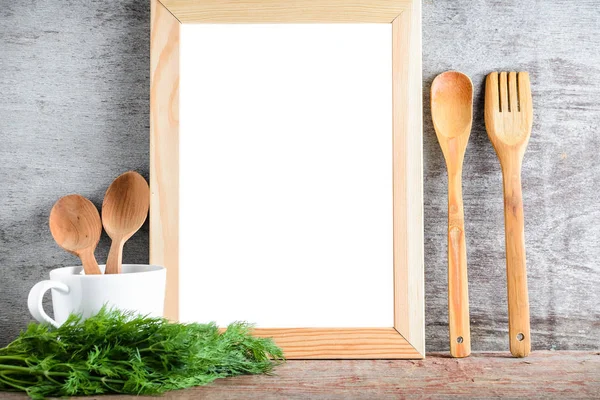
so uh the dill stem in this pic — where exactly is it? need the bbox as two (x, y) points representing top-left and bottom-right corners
(44, 373), (63, 386)
(0, 365), (127, 385)
(0, 365), (41, 374)
(0, 374), (27, 391)
(0, 372), (35, 386)
(0, 356), (27, 362)
(101, 379), (121, 392)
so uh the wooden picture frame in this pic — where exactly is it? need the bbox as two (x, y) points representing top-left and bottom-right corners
(150, 0), (424, 359)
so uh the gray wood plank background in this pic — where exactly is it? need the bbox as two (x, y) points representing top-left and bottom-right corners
(1, 0), (598, 351)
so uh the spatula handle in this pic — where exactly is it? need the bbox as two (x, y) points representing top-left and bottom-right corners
(502, 166), (531, 357)
(448, 171), (471, 358)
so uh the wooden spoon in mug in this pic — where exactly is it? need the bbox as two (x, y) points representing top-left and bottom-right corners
(485, 71), (533, 358)
(102, 171), (150, 274)
(431, 71), (473, 358)
(49, 194), (102, 275)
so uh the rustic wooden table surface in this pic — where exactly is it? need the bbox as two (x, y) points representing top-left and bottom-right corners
(2, 351), (598, 399)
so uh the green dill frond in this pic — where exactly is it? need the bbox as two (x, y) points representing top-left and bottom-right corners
(0, 306), (284, 399)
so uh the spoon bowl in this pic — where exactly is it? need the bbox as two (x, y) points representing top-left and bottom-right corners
(49, 194), (102, 275)
(102, 171), (150, 274)
(431, 71), (473, 141)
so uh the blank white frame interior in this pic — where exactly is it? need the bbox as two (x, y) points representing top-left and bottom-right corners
(179, 24), (393, 328)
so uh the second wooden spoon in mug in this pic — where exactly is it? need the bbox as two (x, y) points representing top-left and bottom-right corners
(49, 194), (102, 275)
(102, 171), (150, 274)
(431, 71), (473, 358)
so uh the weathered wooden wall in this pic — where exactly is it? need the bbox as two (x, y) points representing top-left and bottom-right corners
(422, 0), (600, 351)
(1, 0), (599, 351)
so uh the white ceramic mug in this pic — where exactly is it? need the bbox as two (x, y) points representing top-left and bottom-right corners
(28, 264), (166, 327)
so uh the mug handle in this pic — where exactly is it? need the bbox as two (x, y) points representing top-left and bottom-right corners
(28, 280), (70, 328)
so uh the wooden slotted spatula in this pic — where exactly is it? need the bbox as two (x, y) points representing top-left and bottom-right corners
(431, 71), (473, 358)
(485, 71), (533, 358)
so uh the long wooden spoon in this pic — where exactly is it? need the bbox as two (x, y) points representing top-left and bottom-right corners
(485, 71), (533, 358)
(431, 71), (473, 358)
(49, 194), (102, 275)
(102, 171), (150, 274)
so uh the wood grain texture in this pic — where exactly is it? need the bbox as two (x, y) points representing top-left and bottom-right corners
(431, 71), (473, 357)
(102, 171), (150, 275)
(150, 0), (179, 320)
(421, 0), (600, 353)
(3, 352), (598, 399)
(392, 0), (425, 357)
(151, 1), (424, 358)
(158, 0), (411, 23)
(250, 328), (420, 359)
(485, 71), (533, 357)
(49, 195), (103, 275)
(1, 0), (600, 353)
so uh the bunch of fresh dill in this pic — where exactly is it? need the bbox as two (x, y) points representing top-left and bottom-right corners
(0, 307), (284, 399)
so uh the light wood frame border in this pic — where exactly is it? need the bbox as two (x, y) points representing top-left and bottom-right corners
(150, 0), (424, 359)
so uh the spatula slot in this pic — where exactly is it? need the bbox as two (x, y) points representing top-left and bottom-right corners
(497, 72), (502, 112)
(516, 72), (521, 112)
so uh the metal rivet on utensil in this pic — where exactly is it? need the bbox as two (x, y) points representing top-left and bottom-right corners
(457, 336), (464, 344)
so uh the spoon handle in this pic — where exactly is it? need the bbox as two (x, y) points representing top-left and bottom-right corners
(79, 249), (101, 275)
(502, 163), (531, 358)
(447, 171), (471, 358)
(105, 239), (124, 274)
